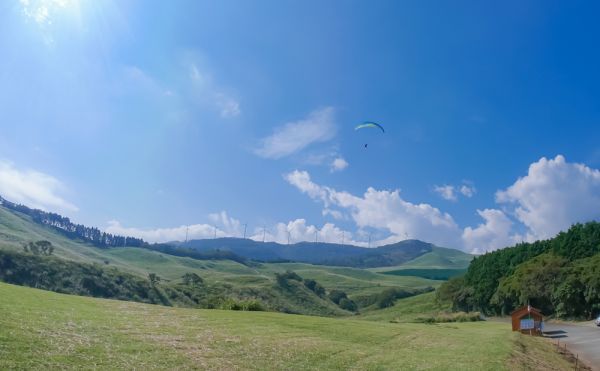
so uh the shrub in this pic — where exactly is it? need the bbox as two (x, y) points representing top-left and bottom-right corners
(339, 297), (358, 312)
(415, 311), (482, 323)
(220, 299), (265, 311)
(329, 289), (348, 305)
(303, 279), (326, 296)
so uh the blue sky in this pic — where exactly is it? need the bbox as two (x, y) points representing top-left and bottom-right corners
(1, 0), (600, 252)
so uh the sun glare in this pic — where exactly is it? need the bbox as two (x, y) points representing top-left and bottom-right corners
(20, 0), (81, 25)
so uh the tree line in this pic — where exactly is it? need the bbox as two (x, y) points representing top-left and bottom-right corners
(437, 221), (600, 319)
(0, 196), (145, 248)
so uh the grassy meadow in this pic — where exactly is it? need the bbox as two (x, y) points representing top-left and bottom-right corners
(0, 282), (575, 370)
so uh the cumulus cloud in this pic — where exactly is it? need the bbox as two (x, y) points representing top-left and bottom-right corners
(0, 160), (77, 212)
(496, 155), (600, 241)
(460, 184), (476, 197)
(254, 107), (336, 159)
(285, 170), (461, 248)
(249, 219), (363, 246)
(106, 212), (361, 246)
(462, 209), (521, 254)
(330, 157), (349, 172)
(106, 211), (243, 243)
(434, 183), (476, 201)
(434, 185), (457, 201)
(106, 221), (215, 243)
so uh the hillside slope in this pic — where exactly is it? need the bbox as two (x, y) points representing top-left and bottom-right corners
(0, 282), (576, 370)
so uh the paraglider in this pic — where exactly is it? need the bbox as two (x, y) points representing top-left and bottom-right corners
(355, 121), (384, 148)
(355, 121), (385, 133)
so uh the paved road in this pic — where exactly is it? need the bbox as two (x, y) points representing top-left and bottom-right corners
(543, 321), (600, 370)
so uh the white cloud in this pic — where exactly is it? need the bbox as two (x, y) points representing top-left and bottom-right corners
(249, 219), (363, 246)
(434, 183), (475, 201)
(106, 211), (242, 243)
(208, 211), (243, 236)
(460, 184), (476, 197)
(496, 155), (600, 241)
(322, 208), (344, 220)
(108, 155), (600, 254)
(106, 221), (215, 243)
(330, 157), (349, 172)
(0, 160), (77, 212)
(285, 170), (461, 248)
(434, 185), (457, 201)
(254, 107), (336, 159)
(106, 213), (362, 246)
(462, 209), (520, 254)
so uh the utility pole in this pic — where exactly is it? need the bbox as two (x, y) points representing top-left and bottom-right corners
(262, 226), (266, 243)
(243, 223), (247, 239)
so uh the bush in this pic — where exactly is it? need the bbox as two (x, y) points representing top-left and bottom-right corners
(415, 311), (482, 323)
(303, 279), (325, 296)
(329, 289), (348, 305)
(220, 299), (265, 311)
(275, 270), (303, 287)
(339, 297), (358, 312)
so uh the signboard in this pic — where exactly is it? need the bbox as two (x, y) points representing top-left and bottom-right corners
(520, 319), (534, 330)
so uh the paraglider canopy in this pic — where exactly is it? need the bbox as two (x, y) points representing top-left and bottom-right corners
(355, 121), (384, 148)
(355, 121), (384, 133)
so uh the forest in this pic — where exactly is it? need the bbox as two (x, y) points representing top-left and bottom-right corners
(438, 222), (600, 318)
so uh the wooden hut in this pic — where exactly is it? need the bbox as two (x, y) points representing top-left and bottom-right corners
(511, 305), (543, 336)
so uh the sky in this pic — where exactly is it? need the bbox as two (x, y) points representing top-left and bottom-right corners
(1, 0), (600, 253)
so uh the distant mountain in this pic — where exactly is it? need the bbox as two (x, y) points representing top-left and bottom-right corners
(175, 238), (469, 268)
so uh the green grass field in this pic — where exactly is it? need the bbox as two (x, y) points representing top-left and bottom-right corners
(0, 282), (575, 370)
(370, 247), (474, 272)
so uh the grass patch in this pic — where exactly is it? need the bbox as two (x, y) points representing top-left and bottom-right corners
(381, 268), (467, 280)
(415, 311), (482, 323)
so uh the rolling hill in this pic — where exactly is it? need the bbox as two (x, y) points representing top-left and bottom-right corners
(0, 201), (440, 315)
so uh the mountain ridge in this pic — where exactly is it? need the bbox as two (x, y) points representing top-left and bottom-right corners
(175, 237), (472, 268)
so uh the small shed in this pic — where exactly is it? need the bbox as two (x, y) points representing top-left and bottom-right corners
(511, 305), (543, 336)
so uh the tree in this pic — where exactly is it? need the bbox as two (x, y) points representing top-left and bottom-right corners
(303, 279), (325, 296)
(148, 273), (161, 286)
(339, 298), (357, 312)
(182, 272), (203, 286)
(328, 289), (348, 305)
(35, 240), (53, 255)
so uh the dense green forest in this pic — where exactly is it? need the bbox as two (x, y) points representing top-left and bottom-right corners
(438, 222), (600, 318)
